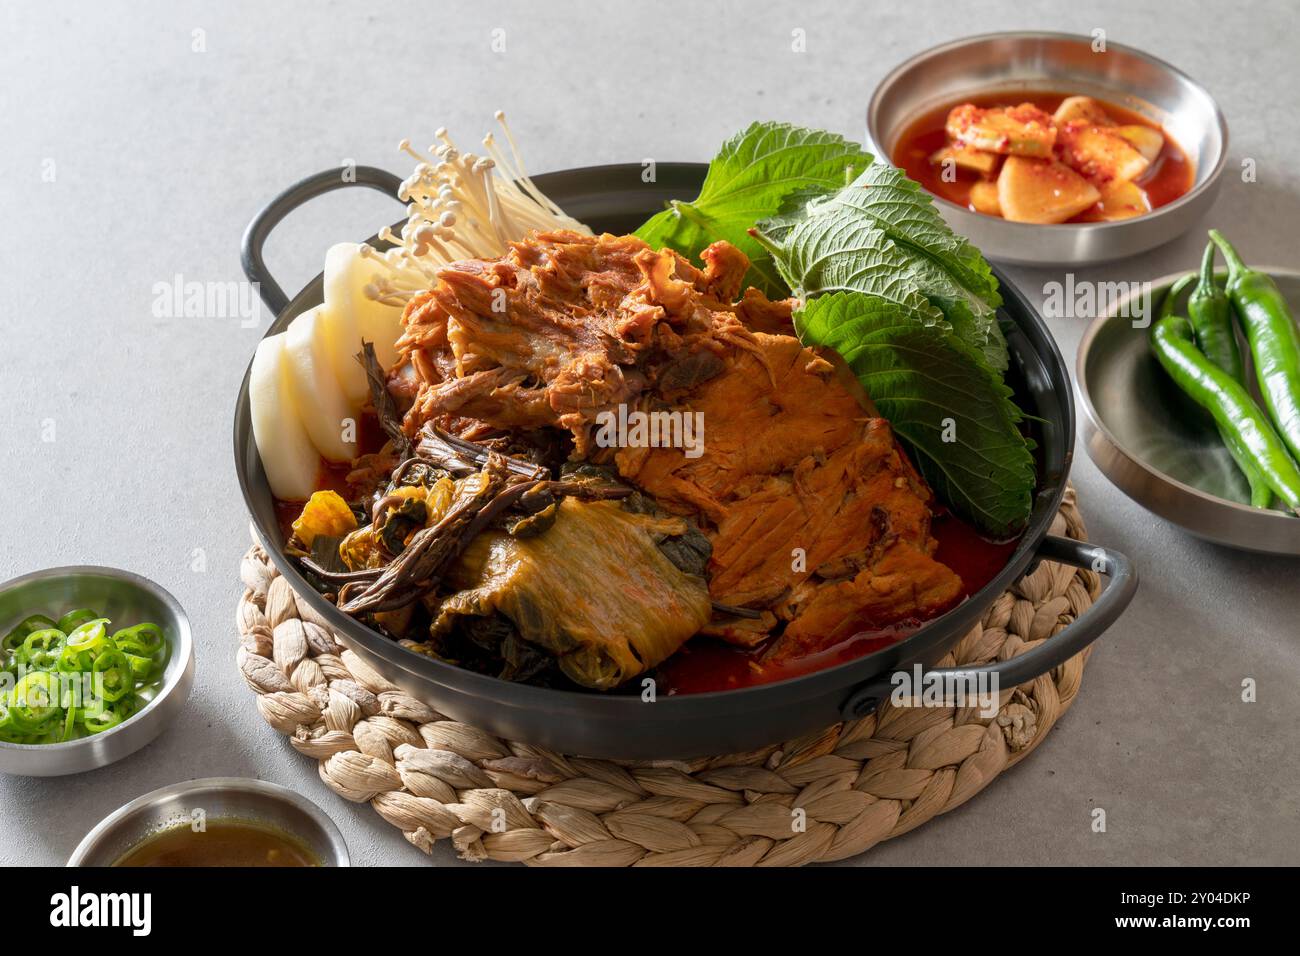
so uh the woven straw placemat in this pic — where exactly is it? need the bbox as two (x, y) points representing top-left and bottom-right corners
(235, 485), (1097, 866)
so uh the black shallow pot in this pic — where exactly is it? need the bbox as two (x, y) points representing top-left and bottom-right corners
(236, 162), (1137, 759)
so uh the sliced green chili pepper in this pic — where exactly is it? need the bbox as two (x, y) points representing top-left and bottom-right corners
(91, 649), (132, 703)
(56, 608), (100, 634)
(112, 622), (164, 656)
(10, 671), (59, 729)
(82, 697), (135, 734)
(124, 652), (156, 682)
(18, 628), (67, 671)
(3, 610), (167, 743)
(66, 617), (110, 649)
(1151, 314), (1300, 513)
(1209, 230), (1300, 463)
(3, 615), (58, 653)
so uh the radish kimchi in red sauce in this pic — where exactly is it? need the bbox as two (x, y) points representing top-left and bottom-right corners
(892, 91), (1193, 222)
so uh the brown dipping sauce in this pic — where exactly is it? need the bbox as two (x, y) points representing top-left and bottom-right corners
(115, 820), (320, 867)
(891, 91), (1193, 221)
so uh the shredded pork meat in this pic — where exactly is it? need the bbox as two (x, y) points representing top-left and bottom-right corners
(396, 230), (962, 656)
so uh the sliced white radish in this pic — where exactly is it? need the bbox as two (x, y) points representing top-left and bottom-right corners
(284, 305), (358, 462)
(997, 156), (1101, 224)
(969, 180), (1002, 216)
(1076, 179), (1150, 222)
(324, 242), (407, 376)
(1058, 123), (1150, 183)
(1053, 96), (1115, 127)
(1115, 124), (1164, 164)
(320, 244), (372, 406)
(249, 333), (321, 500)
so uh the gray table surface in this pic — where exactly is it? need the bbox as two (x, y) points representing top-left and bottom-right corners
(2, 0), (1297, 867)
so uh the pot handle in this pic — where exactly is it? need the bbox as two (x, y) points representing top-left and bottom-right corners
(838, 535), (1137, 721)
(240, 166), (406, 316)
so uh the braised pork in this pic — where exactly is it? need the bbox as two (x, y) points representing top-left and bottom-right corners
(397, 231), (963, 658)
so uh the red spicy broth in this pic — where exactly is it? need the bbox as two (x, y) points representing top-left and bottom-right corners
(656, 512), (1019, 695)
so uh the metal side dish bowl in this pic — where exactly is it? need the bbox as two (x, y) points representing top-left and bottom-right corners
(867, 31), (1228, 265)
(1078, 268), (1300, 554)
(0, 567), (194, 776)
(68, 777), (350, 866)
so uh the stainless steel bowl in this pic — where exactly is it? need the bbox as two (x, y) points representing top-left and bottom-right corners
(68, 777), (349, 866)
(1078, 268), (1300, 554)
(0, 567), (195, 776)
(867, 31), (1228, 266)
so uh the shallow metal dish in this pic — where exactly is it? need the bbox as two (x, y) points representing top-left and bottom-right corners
(0, 567), (194, 776)
(1078, 268), (1300, 553)
(67, 777), (349, 866)
(867, 31), (1227, 266)
(234, 162), (1136, 759)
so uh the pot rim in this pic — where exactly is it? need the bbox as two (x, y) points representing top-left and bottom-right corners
(233, 162), (1075, 714)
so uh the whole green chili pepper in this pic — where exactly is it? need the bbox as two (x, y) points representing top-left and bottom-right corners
(1180, 245), (1273, 507)
(1188, 242), (1244, 377)
(1151, 314), (1300, 513)
(1209, 229), (1300, 462)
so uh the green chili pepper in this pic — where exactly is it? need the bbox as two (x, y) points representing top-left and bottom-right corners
(67, 617), (110, 648)
(3, 611), (166, 743)
(91, 649), (132, 703)
(18, 628), (67, 671)
(3, 615), (58, 653)
(10, 671), (60, 730)
(1188, 243), (1244, 378)
(82, 697), (135, 734)
(56, 620), (112, 673)
(124, 652), (156, 682)
(1177, 248), (1274, 509)
(1209, 230), (1300, 463)
(56, 608), (100, 634)
(112, 622), (164, 656)
(1151, 315), (1300, 513)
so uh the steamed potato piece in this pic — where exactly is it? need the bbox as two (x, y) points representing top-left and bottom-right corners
(1076, 179), (1150, 222)
(1053, 95), (1115, 126)
(969, 181), (1002, 216)
(1058, 123), (1150, 183)
(997, 156), (1101, 223)
(929, 144), (999, 175)
(1115, 124), (1164, 163)
(946, 103), (1057, 157)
